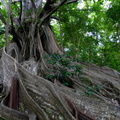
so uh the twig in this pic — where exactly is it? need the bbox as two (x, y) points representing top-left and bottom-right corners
(67, 0), (78, 4)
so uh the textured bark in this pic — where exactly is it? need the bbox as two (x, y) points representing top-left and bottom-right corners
(0, 0), (120, 120)
(0, 46), (120, 120)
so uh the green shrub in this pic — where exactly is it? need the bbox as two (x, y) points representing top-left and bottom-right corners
(43, 53), (83, 85)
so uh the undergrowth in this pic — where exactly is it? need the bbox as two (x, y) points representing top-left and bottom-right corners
(43, 53), (103, 97)
(43, 53), (83, 86)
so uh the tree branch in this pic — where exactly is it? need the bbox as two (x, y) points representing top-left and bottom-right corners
(11, 0), (20, 4)
(30, 0), (37, 10)
(67, 0), (78, 4)
(36, 0), (42, 8)
(5, 0), (12, 53)
(21, 0), (29, 21)
(59, 9), (104, 12)
(19, 0), (22, 21)
(76, 8), (104, 12)
(40, 0), (67, 24)
(51, 16), (62, 21)
(1, 0), (8, 10)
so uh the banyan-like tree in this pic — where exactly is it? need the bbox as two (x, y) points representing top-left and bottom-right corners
(0, 0), (120, 120)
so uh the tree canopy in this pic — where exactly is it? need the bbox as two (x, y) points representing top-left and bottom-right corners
(0, 0), (120, 72)
(51, 0), (120, 72)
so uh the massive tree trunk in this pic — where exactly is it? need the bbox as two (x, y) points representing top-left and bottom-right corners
(0, 0), (120, 120)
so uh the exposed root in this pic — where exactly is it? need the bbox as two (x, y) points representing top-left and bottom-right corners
(0, 45), (120, 120)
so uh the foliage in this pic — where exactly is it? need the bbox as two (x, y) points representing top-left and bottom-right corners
(51, 0), (120, 72)
(106, 5), (120, 23)
(43, 53), (83, 85)
(0, 0), (120, 72)
(81, 77), (103, 97)
(0, 117), (6, 120)
(0, 1), (120, 120)
(0, 27), (5, 35)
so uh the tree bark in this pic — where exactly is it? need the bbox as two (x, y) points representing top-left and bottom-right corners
(0, 0), (120, 120)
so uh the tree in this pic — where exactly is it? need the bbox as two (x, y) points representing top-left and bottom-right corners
(53, 0), (120, 72)
(0, 0), (120, 120)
